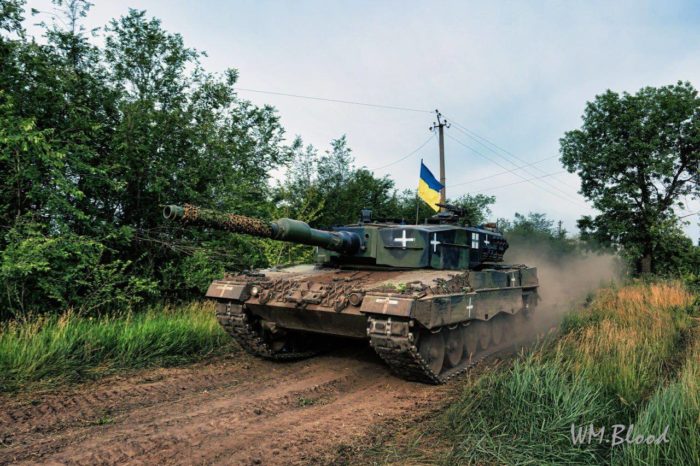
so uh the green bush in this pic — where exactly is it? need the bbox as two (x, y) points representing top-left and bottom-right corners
(0, 225), (160, 319)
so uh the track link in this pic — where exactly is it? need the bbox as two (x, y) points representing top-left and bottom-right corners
(216, 301), (318, 360)
(368, 316), (520, 384)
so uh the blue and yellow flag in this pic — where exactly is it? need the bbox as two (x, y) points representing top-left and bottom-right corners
(418, 160), (443, 212)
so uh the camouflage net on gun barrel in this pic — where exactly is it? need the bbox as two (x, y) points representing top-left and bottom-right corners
(182, 204), (274, 238)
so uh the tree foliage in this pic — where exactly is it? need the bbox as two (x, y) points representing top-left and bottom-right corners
(560, 82), (700, 274)
(0, 2), (500, 319)
(0, 3), (297, 317)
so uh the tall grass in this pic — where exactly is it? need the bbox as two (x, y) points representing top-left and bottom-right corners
(434, 280), (697, 465)
(614, 327), (700, 465)
(556, 282), (694, 409)
(441, 355), (617, 465)
(0, 302), (233, 393)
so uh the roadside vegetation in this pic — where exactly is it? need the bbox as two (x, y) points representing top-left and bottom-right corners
(360, 280), (699, 465)
(0, 302), (233, 393)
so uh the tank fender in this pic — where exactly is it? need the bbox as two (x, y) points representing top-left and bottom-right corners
(205, 280), (251, 301)
(360, 294), (415, 317)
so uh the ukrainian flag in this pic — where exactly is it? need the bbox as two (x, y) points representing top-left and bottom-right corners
(418, 160), (443, 212)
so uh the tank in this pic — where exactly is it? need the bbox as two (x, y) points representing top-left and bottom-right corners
(163, 203), (539, 383)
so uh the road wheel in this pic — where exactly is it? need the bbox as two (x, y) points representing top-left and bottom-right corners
(477, 321), (490, 350)
(261, 321), (290, 352)
(502, 314), (515, 340)
(462, 323), (478, 358)
(444, 327), (464, 368)
(491, 316), (504, 346)
(418, 330), (445, 375)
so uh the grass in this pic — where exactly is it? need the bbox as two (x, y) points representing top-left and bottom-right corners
(0, 302), (234, 393)
(555, 281), (694, 410)
(359, 280), (699, 466)
(297, 396), (318, 407)
(613, 325), (700, 465)
(440, 355), (618, 465)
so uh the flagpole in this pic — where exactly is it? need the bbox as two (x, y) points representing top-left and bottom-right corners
(415, 159), (421, 225)
(415, 189), (420, 225)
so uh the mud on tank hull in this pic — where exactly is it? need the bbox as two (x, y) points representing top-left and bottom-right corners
(208, 265), (538, 384)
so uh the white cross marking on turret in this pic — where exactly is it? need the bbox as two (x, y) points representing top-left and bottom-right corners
(394, 230), (414, 249)
(484, 236), (490, 246)
(466, 297), (474, 318)
(430, 233), (441, 253)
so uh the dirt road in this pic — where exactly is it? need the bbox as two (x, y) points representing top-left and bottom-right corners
(0, 345), (455, 465)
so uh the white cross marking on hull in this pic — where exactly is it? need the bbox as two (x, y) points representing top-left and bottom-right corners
(218, 284), (235, 297)
(484, 236), (490, 245)
(394, 230), (414, 249)
(466, 297), (474, 318)
(430, 233), (441, 252)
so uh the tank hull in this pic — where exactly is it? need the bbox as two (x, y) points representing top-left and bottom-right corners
(207, 264), (538, 384)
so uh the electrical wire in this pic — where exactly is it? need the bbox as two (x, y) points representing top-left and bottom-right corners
(233, 87), (586, 206)
(471, 170), (568, 194)
(448, 123), (580, 201)
(446, 155), (559, 188)
(236, 88), (432, 114)
(446, 133), (588, 208)
(444, 116), (578, 195)
(369, 134), (436, 171)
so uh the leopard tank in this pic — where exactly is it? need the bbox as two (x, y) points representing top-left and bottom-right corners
(163, 203), (538, 383)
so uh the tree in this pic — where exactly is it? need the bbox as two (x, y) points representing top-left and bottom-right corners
(560, 82), (700, 274)
(291, 136), (397, 228)
(449, 194), (495, 226)
(0, 3), (296, 315)
(498, 212), (579, 261)
(0, 92), (78, 232)
(0, 0), (24, 35)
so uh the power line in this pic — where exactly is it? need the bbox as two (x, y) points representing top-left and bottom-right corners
(234, 87), (586, 207)
(236, 88), (432, 114)
(471, 170), (568, 194)
(369, 134), (436, 170)
(446, 128), (581, 203)
(446, 155), (559, 188)
(445, 117), (576, 194)
(448, 123), (573, 199)
(446, 133), (587, 208)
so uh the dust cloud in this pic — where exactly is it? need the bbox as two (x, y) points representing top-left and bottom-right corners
(504, 243), (625, 336)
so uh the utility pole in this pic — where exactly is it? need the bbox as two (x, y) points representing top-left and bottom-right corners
(430, 110), (450, 211)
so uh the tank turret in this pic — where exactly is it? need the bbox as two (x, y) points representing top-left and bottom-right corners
(163, 203), (508, 270)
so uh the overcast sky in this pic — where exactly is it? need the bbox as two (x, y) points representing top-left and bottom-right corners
(25, 0), (700, 238)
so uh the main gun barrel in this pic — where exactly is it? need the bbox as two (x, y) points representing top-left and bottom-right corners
(163, 204), (361, 254)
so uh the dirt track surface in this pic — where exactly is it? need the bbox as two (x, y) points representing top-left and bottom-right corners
(0, 345), (454, 465)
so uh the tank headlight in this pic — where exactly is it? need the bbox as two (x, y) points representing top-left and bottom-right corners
(348, 292), (364, 306)
(250, 286), (260, 297)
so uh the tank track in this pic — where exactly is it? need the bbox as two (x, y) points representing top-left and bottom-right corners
(368, 315), (521, 384)
(216, 302), (318, 360)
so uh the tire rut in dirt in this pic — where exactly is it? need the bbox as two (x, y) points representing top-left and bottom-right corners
(1, 347), (399, 466)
